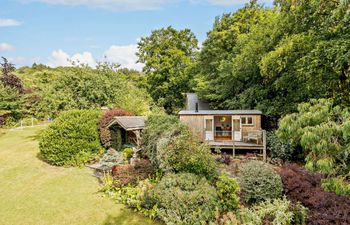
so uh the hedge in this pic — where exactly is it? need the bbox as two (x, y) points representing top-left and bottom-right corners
(39, 109), (102, 166)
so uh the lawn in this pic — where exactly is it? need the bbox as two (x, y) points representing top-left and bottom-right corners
(0, 126), (158, 225)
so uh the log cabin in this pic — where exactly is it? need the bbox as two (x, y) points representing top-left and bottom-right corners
(179, 93), (266, 161)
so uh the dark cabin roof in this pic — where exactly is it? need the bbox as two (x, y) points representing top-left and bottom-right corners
(186, 93), (210, 110)
(178, 110), (262, 115)
(107, 116), (145, 131)
(180, 93), (262, 115)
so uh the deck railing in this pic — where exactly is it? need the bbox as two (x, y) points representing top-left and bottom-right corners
(214, 130), (233, 138)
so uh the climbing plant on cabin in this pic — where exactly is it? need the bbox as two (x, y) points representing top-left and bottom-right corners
(277, 99), (350, 176)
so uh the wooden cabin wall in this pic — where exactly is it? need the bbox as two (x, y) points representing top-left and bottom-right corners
(179, 115), (204, 141)
(180, 114), (262, 141)
(241, 115), (262, 136)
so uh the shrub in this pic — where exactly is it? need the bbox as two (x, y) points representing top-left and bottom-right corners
(153, 173), (219, 225)
(99, 148), (125, 170)
(143, 113), (218, 180)
(239, 197), (308, 225)
(216, 153), (231, 165)
(101, 177), (158, 219)
(39, 109), (103, 166)
(98, 108), (133, 149)
(279, 164), (350, 225)
(156, 128), (218, 180)
(112, 160), (155, 187)
(238, 161), (283, 204)
(142, 113), (185, 165)
(216, 174), (240, 211)
(321, 177), (350, 197)
(277, 99), (350, 175)
(267, 131), (295, 161)
(215, 211), (240, 225)
(122, 148), (134, 161)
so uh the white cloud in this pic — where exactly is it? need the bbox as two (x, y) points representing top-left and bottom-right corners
(104, 44), (143, 71)
(0, 43), (15, 51)
(207, 0), (274, 6)
(46, 46), (142, 70)
(7, 56), (41, 66)
(26, 0), (176, 11)
(0, 19), (21, 27)
(47, 49), (96, 67)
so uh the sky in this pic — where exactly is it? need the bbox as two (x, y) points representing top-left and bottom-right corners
(0, 0), (273, 70)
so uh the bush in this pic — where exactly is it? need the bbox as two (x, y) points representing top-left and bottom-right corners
(156, 128), (218, 180)
(153, 173), (219, 225)
(143, 113), (218, 180)
(279, 164), (350, 225)
(321, 177), (350, 197)
(112, 160), (155, 187)
(267, 131), (295, 161)
(216, 174), (240, 211)
(238, 161), (282, 204)
(98, 108), (133, 149)
(216, 153), (231, 165)
(99, 148), (125, 170)
(143, 113), (185, 165)
(240, 197), (308, 225)
(277, 99), (350, 175)
(39, 109), (103, 166)
(101, 176), (158, 219)
(122, 148), (134, 161)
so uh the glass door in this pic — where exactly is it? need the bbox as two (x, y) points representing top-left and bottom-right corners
(204, 116), (214, 141)
(232, 116), (242, 141)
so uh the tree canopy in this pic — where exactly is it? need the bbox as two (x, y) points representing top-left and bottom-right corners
(195, 0), (350, 125)
(137, 26), (198, 114)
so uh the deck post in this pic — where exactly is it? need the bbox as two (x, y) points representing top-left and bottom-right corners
(232, 131), (235, 158)
(263, 130), (267, 162)
(232, 143), (235, 158)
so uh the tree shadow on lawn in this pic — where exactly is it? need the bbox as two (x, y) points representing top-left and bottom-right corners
(102, 210), (162, 225)
(25, 129), (44, 141)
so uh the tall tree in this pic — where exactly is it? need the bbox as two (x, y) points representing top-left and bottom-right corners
(0, 58), (25, 125)
(196, 0), (350, 125)
(0, 57), (24, 93)
(137, 26), (198, 114)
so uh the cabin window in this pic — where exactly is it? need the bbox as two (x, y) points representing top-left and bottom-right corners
(241, 116), (254, 125)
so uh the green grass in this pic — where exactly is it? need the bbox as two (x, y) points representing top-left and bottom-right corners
(0, 126), (158, 225)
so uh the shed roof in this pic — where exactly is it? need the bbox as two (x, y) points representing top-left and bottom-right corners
(178, 110), (262, 115)
(107, 116), (145, 131)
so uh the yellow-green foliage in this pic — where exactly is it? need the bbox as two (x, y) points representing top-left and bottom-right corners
(216, 174), (240, 211)
(277, 99), (350, 175)
(39, 109), (103, 166)
(123, 148), (134, 160)
(143, 113), (218, 180)
(240, 197), (308, 225)
(16, 65), (151, 118)
(152, 173), (219, 225)
(321, 177), (350, 197)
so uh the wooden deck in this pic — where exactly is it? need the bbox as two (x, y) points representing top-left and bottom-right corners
(208, 137), (267, 162)
(208, 140), (264, 149)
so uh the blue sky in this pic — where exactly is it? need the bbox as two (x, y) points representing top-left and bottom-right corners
(0, 0), (273, 69)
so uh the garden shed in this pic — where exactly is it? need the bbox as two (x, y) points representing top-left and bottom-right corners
(107, 116), (145, 149)
(179, 93), (266, 161)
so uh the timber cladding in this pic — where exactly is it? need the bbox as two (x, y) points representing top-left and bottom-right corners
(179, 115), (204, 140)
(179, 114), (262, 142)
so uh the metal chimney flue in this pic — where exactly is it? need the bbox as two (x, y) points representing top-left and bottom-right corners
(195, 103), (199, 112)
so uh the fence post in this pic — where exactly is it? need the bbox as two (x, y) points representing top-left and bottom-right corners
(31, 117), (34, 127)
